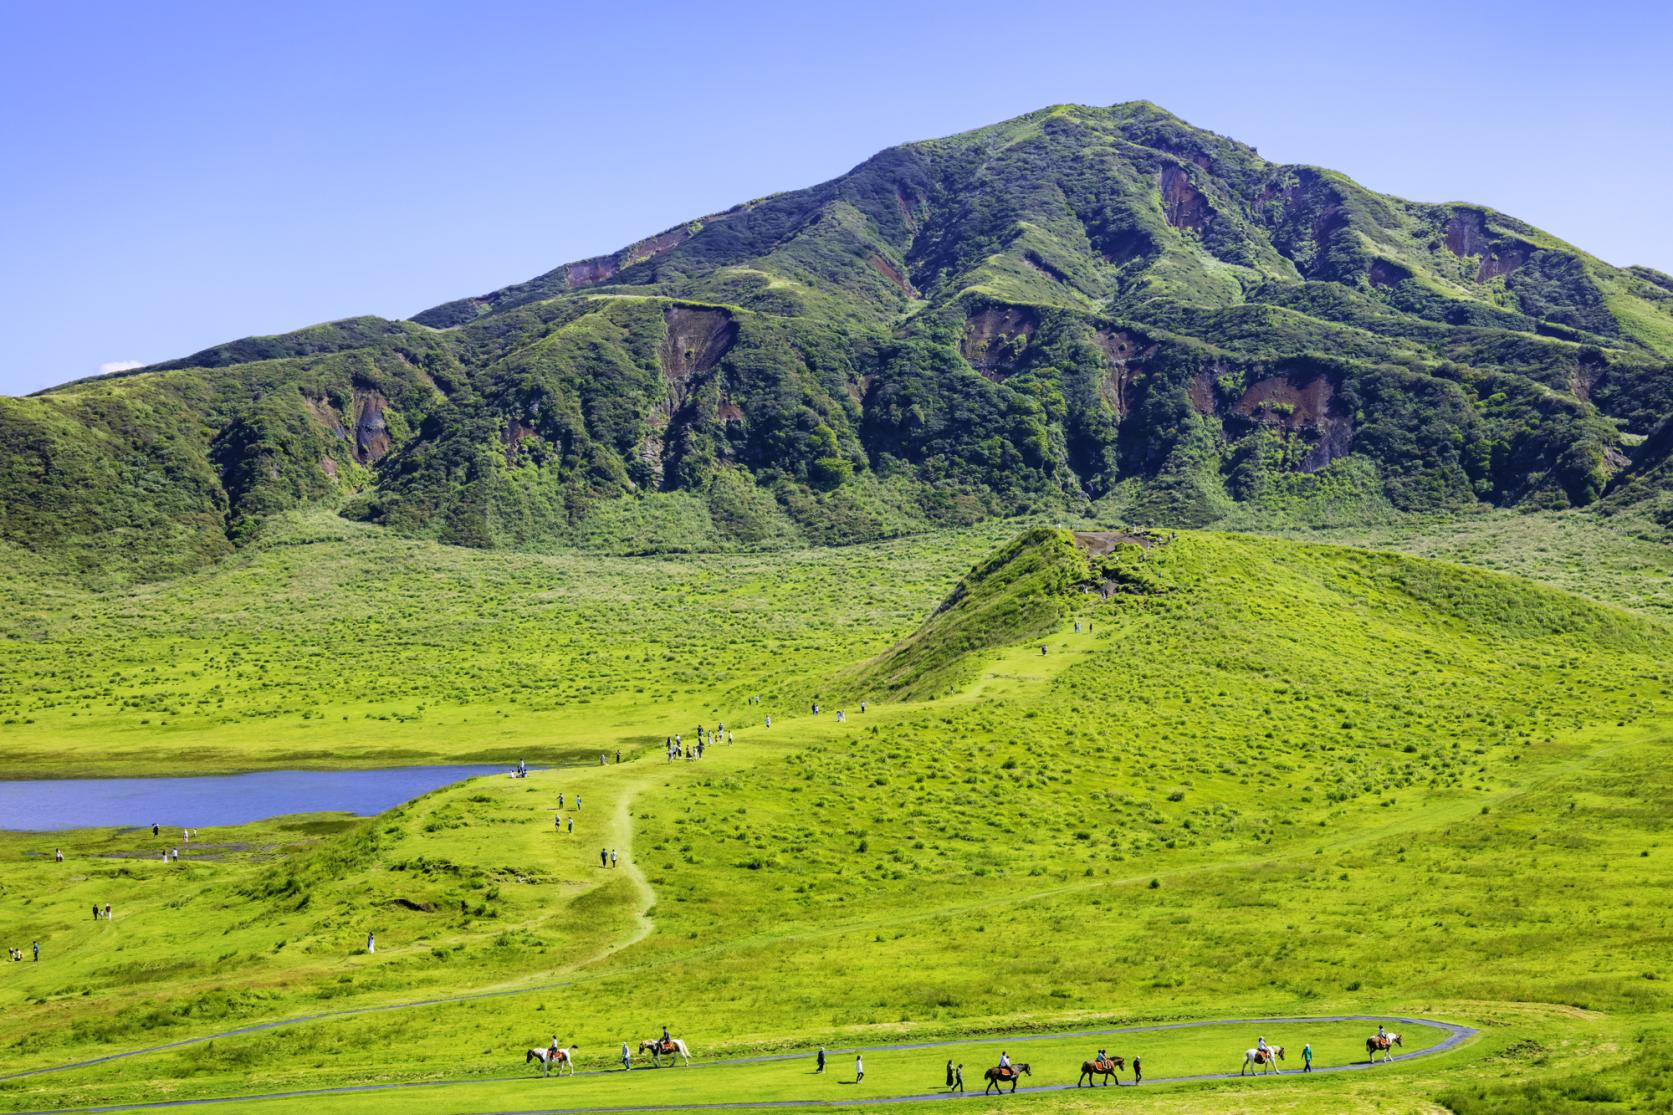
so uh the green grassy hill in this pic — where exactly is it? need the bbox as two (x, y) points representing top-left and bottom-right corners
(5, 103), (1672, 580)
(0, 526), (1667, 1113)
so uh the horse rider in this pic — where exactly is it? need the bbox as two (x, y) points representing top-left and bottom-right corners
(1377, 1024), (1387, 1043)
(998, 1050), (1011, 1074)
(1257, 1035), (1269, 1060)
(550, 1034), (560, 1060)
(661, 1024), (671, 1049)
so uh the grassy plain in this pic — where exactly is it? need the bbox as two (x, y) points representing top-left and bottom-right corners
(0, 511), (1669, 1113)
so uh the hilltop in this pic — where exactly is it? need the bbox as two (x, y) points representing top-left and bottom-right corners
(4, 102), (1673, 579)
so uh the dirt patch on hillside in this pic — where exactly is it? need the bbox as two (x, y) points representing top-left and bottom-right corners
(302, 396), (348, 441)
(1189, 370), (1220, 416)
(961, 306), (1038, 380)
(1444, 210), (1531, 281)
(1232, 372), (1353, 471)
(1073, 529), (1166, 556)
(1094, 329), (1152, 418)
(564, 255), (618, 289)
(1160, 165), (1211, 232)
(353, 390), (392, 463)
(502, 419), (535, 465)
(868, 253), (916, 297)
(319, 455), (338, 478)
(660, 306), (737, 384)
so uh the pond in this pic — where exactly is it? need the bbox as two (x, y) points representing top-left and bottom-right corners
(0, 764), (517, 831)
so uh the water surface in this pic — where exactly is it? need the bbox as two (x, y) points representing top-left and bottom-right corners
(0, 765), (512, 831)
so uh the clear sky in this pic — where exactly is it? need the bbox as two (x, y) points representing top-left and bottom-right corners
(2, 0), (1668, 395)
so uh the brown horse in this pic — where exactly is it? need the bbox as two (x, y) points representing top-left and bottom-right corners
(1366, 1033), (1402, 1063)
(983, 1062), (1031, 1094)
(1077, 1056), (1125, 1086)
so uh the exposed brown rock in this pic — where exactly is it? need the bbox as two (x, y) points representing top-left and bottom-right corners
(659, 306), (737, 385)
(319, 455), (338, 478)
(1232, 372), (1353, 471)
(501, 419), (534, 465)
(353, 390), (392, 464)
(868, 252), (916, 297)
(1093, 329), (1152, 418)
(1444, 209), (1530, 281)
(960, 306), (1038, 380)
(1160, 164), (1211, 232)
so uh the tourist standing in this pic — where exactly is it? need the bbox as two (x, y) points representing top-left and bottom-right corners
(367, 931), (375, 953)
(1302, 1042), (1312, 1072)
(816, 1045), (825, 1073)
(855, 1054), (863, 1083)
(1132, 1054), (1142, 1084)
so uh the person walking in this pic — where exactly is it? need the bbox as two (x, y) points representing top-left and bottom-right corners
(91, 903), (98, 921)
(555, 815), (561, 833)
(815, 1045), (825, 1073)
(945, 1060), (954, 1088)
(610, 849), (618, 868)
(1302, 1042), (1312, 1073)
(954, 1064), (964, 1092)
(855, 1054), (863, 1083)
(104, 903), (111, 921)
(567, 817), (573, 833)
(615, 750), (621, 764)
(600, 848), (608, 868)
(366, 931), (375, 953)
(1132, 1054), (1142, 1084)
(621, 1041), (632, 1071)
(32, 941), (38, 962)
(54, 848), (62, 862)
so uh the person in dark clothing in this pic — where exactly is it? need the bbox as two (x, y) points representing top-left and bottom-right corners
(601, 848), (608, 868)
(945, 1060), (954, 1087)
(954, 1064), (964, 1092)
(1132, 1055), (1142, 1084)
(815, 1046), (825, 1073)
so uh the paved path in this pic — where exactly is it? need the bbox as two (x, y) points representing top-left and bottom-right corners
(7, 1015), (1476, 1115)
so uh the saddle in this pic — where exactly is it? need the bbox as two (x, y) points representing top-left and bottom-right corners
(996, 1065), (1016, 1079)
(1255, 1050), (1270, 1063)
(1094, 1058), (1114, 1072)
(657, 1039), (676, 1054)
(1373, 1036), (1391, 1049)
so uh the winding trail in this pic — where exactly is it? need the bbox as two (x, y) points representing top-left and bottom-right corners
(3, 1015), (1476, 1115)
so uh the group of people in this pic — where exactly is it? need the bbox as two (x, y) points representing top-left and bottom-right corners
(91, 903), (112, 921)
(7, 943), (37, 962)
(665, 722), (734, 762)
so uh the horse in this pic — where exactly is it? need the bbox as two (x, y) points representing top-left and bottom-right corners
(1240, 1045), (1284, 1075)
(1366, 1032), (1402, 1063)
(1077, 1056), (1125, 1086)
(638, 1037), (692, 1067)
(526, 1046), (577, 1076)
(983, 1062), (1031, 1094)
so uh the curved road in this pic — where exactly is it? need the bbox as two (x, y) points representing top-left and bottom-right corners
(8, 1015), (1476, 1115)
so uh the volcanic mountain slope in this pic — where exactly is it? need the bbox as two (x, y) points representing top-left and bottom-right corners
(6, 102), (1673, 579)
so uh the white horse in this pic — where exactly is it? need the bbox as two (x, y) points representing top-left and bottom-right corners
(1240, 1045), (1284, 1075)
(639, 1037), (692, 1066)
(527, 1046), (577, 1076)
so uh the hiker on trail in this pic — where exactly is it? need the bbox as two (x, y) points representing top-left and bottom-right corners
(610, 849), (618, 868)
(32, 941), (38, 962)
(726, 732), (733, 744)
(855, 1054), (863, 1082)
(366, 932), (375, 953)
(555, 815), (561, 832)
(567, 817), (573, 833)
(1041, 644), (1047, 655)
(860, 702), (866, 713)
(576, 795), (581, 810)
(621, 1041), (632, 1070)
(954, 1064), (963, 1092)
(1132, 1055), (1141, 1084)
(601, 849), (608, 868)
(91, 904), (98, 921)
(615, 750), (621, 764)
(816, 1046), (826, 1073)
(1302, 1042), (1312, 1072)
(945, 1060), (954, 1087)
(104, 903), (111, 920)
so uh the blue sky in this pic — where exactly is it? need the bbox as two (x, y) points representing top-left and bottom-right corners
(2, 0), (1668, 395)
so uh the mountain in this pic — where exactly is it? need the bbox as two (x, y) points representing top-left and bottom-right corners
(6, 101), (1673, 580)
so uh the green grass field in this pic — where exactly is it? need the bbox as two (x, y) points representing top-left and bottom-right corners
(0, 512), (1669, 1113)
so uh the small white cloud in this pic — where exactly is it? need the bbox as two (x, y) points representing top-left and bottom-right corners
(97, 360), (145, 375)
